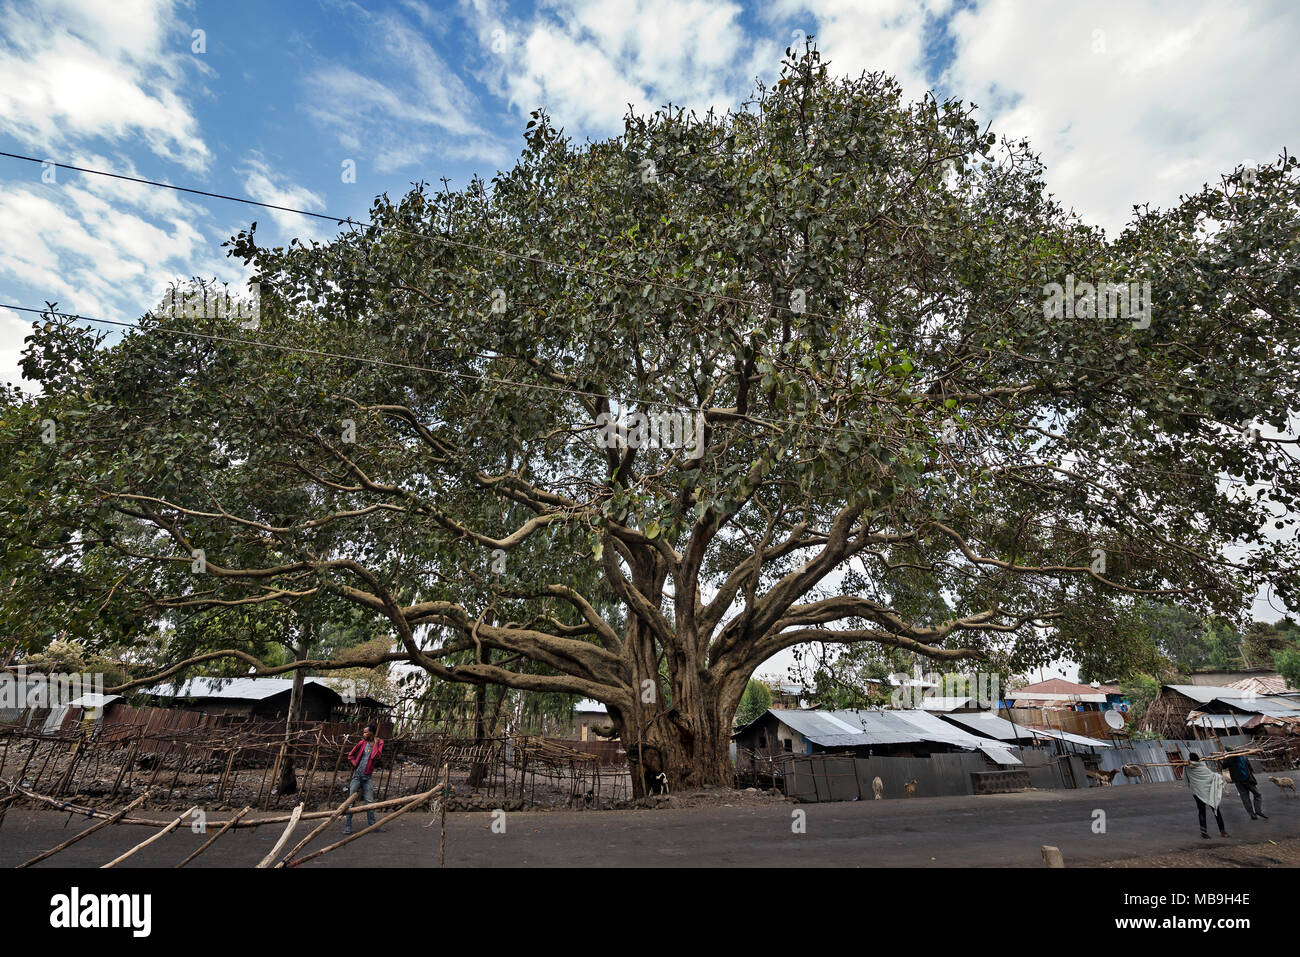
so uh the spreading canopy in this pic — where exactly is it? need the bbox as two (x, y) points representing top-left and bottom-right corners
(7, 46), (1299, 785)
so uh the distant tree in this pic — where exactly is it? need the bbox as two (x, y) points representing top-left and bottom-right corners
(1143, 603), (1210, 673)
(1245, 617), (1300, 668)
(734, 679), (773, 728)
(1075, 600), (1172, 683)
(1119, 672), (1161, 726)
(1205, 617), (1246, 670)
(1275, 644), (1300, 690)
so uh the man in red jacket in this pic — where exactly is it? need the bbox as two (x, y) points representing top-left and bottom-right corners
(344, 724), (384, 834)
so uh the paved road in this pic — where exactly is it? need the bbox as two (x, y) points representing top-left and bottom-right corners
(3, 782), (1297, 867)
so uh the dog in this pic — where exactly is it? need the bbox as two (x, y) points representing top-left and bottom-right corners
(647, 771), (670, 796)
(903, 779), (917, 797)
(1121, 763), (1145, 782)
(1269, 776), (1297, 798)
(872, 776), (883, 800)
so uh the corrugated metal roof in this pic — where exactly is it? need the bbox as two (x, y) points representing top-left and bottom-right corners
(978, 743), (1022, 765)
(771, 709), (926, 746)
(940, 711), (1039, 742)
(918, 696), (975, 712)
(1166, 684), (1243, 703)
(768, 708), (1026, 755)
(68, 693), (123, 709)
(889, 709), (995, 748)
(1025, 725), (1114, 748)
(144, 677), (338, 701)
(1008, 678), (1118, 700)
(1188, 714), (1255, 729)
(1228, 675), (1300, 695)
(1011, 691), (1107, 703)
(1213, 696), (1300, 717)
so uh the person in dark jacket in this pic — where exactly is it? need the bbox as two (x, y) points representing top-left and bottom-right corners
(1227, 752), (1267, 820)
(344, 724), (384, 834)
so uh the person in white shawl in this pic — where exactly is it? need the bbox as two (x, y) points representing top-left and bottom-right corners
(1185, 753), (1230, 839)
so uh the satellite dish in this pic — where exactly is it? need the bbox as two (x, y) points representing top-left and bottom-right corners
(1104, 710), (1125, 730)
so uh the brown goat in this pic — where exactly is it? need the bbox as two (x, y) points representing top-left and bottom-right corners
(1269, 776), (1298, 797)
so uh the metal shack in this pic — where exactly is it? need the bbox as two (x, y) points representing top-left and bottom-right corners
(733, 708), (1024, 800)
(141, 676), (368, 721)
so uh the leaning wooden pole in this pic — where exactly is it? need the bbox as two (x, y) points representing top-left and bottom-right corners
(0, 776), (431, 829)
(19, 790), (154, 869)
(0, 779), (177, 826)
(283, 784), (438, 868)
(176, 805), (251, 869)
(272, 793), (359, 868)
(255, 802), (304, 868)
(440, 771), (449, 868)
(101, 805), (199, 868)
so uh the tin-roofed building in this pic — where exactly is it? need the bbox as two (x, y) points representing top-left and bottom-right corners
(1144, 683), (1300, 738)
(733, 707), (1022, 766)
(142, 676), (391, 723)
(1006, 677), (1126, 712)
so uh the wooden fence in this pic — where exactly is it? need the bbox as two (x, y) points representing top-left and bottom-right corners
(1003, 707), (1125, 740)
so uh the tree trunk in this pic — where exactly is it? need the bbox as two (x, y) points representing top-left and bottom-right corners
(621, 673), (738, 797)
(278, 637), (306, 796)
(467, 621), (492, 789)
(485, 686), (508, 737)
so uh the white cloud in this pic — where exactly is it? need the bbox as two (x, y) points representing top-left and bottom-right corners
(464, 0), (754, 134)
(235, 152), (333, 242)
(0, 157), (240, 390)
(0, 0), (210, 172)
(0, 0), (223, 394)
(943, 0), (1300, 235)
(769, 0), (951, 102)
(0, 308), (33, 390)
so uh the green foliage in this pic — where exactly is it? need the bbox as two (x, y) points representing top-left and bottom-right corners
(1205, 617), (1246, 670)
(1275, 645), (1300, 690)
(793, 645), (903, 710)
(3, 43), (1299, 774)
(17, 638), (129, 689)
(734, 679), (773, 727)
(1139, 602), (1208, 673)
(1246, 617), (1300, 668)
(1118, 672), (1161, 726)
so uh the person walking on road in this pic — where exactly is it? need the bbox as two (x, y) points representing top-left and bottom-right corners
(1227, 752), (1267, 820)
(345, 724), (384, 835)
(1185, 752), (1230, 839)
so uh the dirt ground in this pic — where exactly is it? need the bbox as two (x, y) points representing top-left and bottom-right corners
(8, 782), (1299, 868)
(608, 785), (793, 810)
(1100, 836), (1300, 867)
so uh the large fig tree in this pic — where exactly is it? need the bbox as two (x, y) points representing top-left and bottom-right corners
(9, 46), (1300, 791)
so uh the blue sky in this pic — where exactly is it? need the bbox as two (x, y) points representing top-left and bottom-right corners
(1, 0), (1296, 667)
